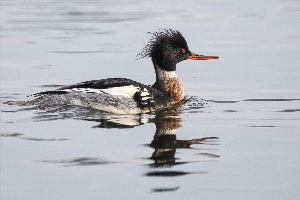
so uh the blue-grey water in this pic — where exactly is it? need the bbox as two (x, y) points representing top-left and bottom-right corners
(1, 0), (300, 200)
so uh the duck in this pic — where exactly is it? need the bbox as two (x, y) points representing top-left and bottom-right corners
(23, 29), (219, 114)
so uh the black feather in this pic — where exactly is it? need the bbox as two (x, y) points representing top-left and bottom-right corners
(136, 28), (189, 60)
(58, 78), (139, 90)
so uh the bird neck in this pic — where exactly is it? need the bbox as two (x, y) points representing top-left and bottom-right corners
(152, 64), (184, 103)
(155, 66), (178, 80)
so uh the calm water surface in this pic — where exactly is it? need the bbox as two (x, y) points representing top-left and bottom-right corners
(1, 0), (300, 200)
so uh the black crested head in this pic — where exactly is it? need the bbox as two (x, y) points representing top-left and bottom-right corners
(137, 29), (192, 71)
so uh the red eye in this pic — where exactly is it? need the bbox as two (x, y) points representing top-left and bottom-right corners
(181, 49), (186, 54)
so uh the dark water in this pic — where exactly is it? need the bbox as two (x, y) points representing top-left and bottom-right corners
(1, 0), (300, 200)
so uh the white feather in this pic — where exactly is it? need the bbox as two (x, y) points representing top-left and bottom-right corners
(58, 88), (104, 94)
(141, 96), (152, 101)
(156, 68), (177, 80)
(101, 85), (140, 97)
(140, 90), (150, 97)
(59, 85), (140, 97)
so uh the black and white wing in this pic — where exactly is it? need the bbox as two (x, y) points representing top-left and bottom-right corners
(32, 78), (170, 113)
(36, 78), (143, 97)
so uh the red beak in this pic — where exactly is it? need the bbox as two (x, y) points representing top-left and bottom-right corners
(187, 53), (219, 60)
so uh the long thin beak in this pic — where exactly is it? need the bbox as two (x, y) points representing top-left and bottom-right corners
(187, 53), (219, 60)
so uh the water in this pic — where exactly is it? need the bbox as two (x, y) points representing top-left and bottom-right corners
(1, 0), (300, 199)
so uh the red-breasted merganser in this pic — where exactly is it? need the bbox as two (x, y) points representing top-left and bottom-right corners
(21, 29), (218, 114)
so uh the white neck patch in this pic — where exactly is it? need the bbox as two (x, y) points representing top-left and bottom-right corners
(156, 67), (177, 80)
(157, 128), (176, 136)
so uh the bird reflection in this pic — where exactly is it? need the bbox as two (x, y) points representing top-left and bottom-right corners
(5, 98), (221, 194)
(31, 105), (219, 170)
(150, 114), (181, 167)
(70, 108), (219, 168)
(149, 112), (218, 168)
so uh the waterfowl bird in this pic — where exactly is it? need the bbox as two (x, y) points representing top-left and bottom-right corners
(22, 29), (218, 114)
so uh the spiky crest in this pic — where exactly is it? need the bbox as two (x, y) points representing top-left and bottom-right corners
(136, 29), (188, 60)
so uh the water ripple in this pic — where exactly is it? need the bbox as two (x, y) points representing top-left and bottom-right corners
(145, 171), (207, 177)
(41, 157), (117, 166)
